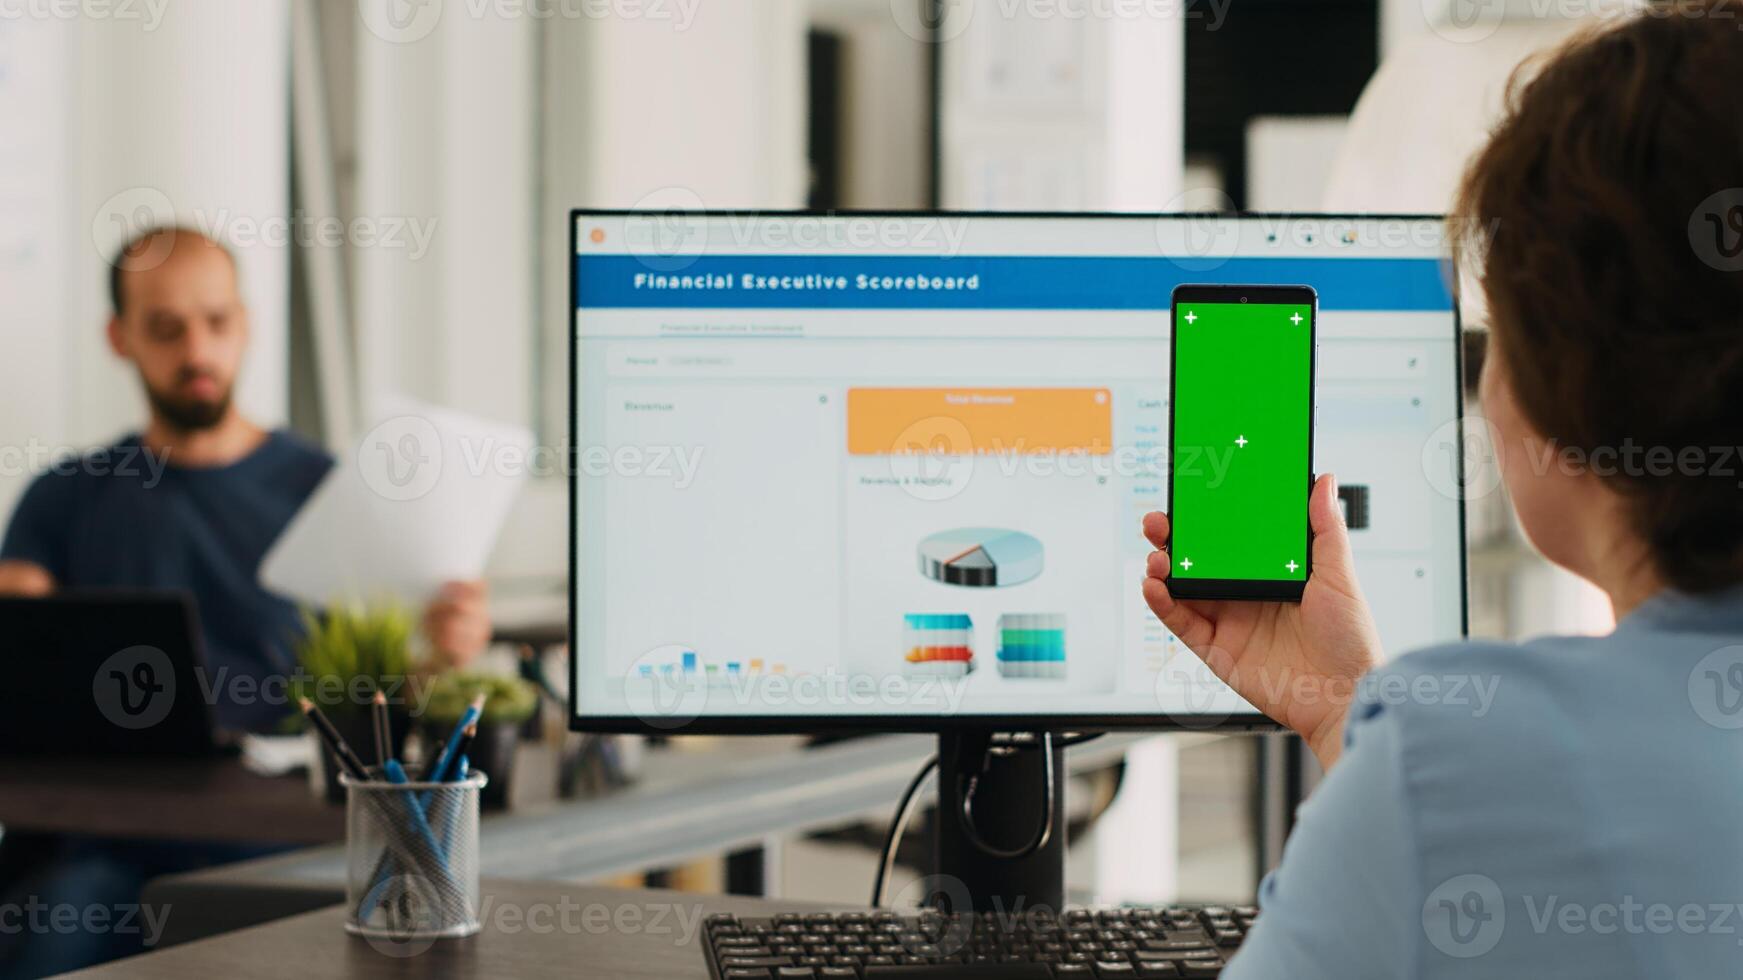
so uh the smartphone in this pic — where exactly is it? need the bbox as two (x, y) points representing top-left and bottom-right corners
(1167, 284), (1317, 602)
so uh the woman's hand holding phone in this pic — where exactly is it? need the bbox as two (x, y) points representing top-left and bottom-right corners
(1142, 473), (1383, 770)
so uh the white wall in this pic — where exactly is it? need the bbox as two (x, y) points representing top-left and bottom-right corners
(352, 1), (537, 430)
(0, 2), (290, 519)
(1246, 116), (1349, 212)
(0, 16), (73, 521)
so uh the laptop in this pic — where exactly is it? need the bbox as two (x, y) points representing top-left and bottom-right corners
(0, 592), (223, 756)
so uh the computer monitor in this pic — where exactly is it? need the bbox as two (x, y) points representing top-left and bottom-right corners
(568, 211), (1466, 735)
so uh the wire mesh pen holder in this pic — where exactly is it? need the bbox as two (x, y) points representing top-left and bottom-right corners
(342, 768), (487, 940)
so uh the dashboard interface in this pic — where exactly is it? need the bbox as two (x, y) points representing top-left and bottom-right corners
(570, 213), (1465, 730)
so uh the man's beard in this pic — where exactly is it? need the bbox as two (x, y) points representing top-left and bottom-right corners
(144, 372), (233, 432)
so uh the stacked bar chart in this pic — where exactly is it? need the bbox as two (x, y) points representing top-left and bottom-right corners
(903, 613), (975, 677)
(996, 614), (1067, 679)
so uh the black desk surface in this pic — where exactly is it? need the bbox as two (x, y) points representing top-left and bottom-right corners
(65, 879), (835, 979)
(0, 754), (344, 845)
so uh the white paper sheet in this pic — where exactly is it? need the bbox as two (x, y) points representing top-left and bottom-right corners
(260, 396), (532, 609)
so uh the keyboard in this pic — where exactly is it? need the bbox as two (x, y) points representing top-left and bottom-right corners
(703, 905), (1257, 979)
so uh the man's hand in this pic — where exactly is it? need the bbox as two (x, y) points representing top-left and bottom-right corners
(0, 560), (55, 597)
(424, 580), (491, 669)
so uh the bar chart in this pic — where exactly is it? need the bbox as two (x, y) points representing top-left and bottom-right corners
(996, 614), (1067, 679)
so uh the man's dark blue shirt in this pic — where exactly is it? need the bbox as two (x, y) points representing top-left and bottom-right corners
(1, 431), (333, 731)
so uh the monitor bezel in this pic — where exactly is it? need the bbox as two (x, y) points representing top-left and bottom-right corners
(566, 209), (1469, 735)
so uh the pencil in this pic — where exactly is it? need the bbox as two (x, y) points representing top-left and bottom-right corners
(449, 724), (477, 781)
(371, 690), (392, 766)
(427, 693), (486, 785)
(300, 697), (371, 781)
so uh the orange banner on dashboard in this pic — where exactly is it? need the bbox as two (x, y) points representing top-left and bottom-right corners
(847, 387), (1112, 456)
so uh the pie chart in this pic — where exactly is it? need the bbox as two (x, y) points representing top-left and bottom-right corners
(917, 528), (1044, 587)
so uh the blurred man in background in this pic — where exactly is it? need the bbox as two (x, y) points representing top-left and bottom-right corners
(0, 228), (494, 976)
(0, 226), (490, 731)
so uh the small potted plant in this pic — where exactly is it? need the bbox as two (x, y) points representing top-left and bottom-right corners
(419, 671), (538, 810)
(291, 602), (419, 802)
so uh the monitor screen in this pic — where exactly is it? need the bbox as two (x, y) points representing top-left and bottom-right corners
(569, 212), (1465, 732)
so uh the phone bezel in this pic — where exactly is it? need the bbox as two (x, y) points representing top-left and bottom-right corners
(1166, 283), (1318, 603)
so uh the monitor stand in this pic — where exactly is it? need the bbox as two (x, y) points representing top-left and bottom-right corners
(932, 730), (1068, 914)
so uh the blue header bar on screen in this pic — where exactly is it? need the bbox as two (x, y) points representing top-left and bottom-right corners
(574, 254), (1453, 312)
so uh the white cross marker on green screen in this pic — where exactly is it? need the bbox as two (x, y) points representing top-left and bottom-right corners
(1235, 435), (1248, 448)
(1184, 311), (1197, 324)
(1290, 312), (1303, 325)
(1286, 560), (1299, 573)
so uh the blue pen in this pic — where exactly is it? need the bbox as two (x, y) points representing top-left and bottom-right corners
(383, 759), (452, 864)
(439, 755), (472, 853)
(422, 693), (485, 803)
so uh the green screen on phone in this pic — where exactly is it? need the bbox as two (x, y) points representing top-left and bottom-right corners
(1170, 298), (1313, 585)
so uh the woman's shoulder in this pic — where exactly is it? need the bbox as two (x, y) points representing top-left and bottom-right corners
(1345, 634), (1617, 766)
